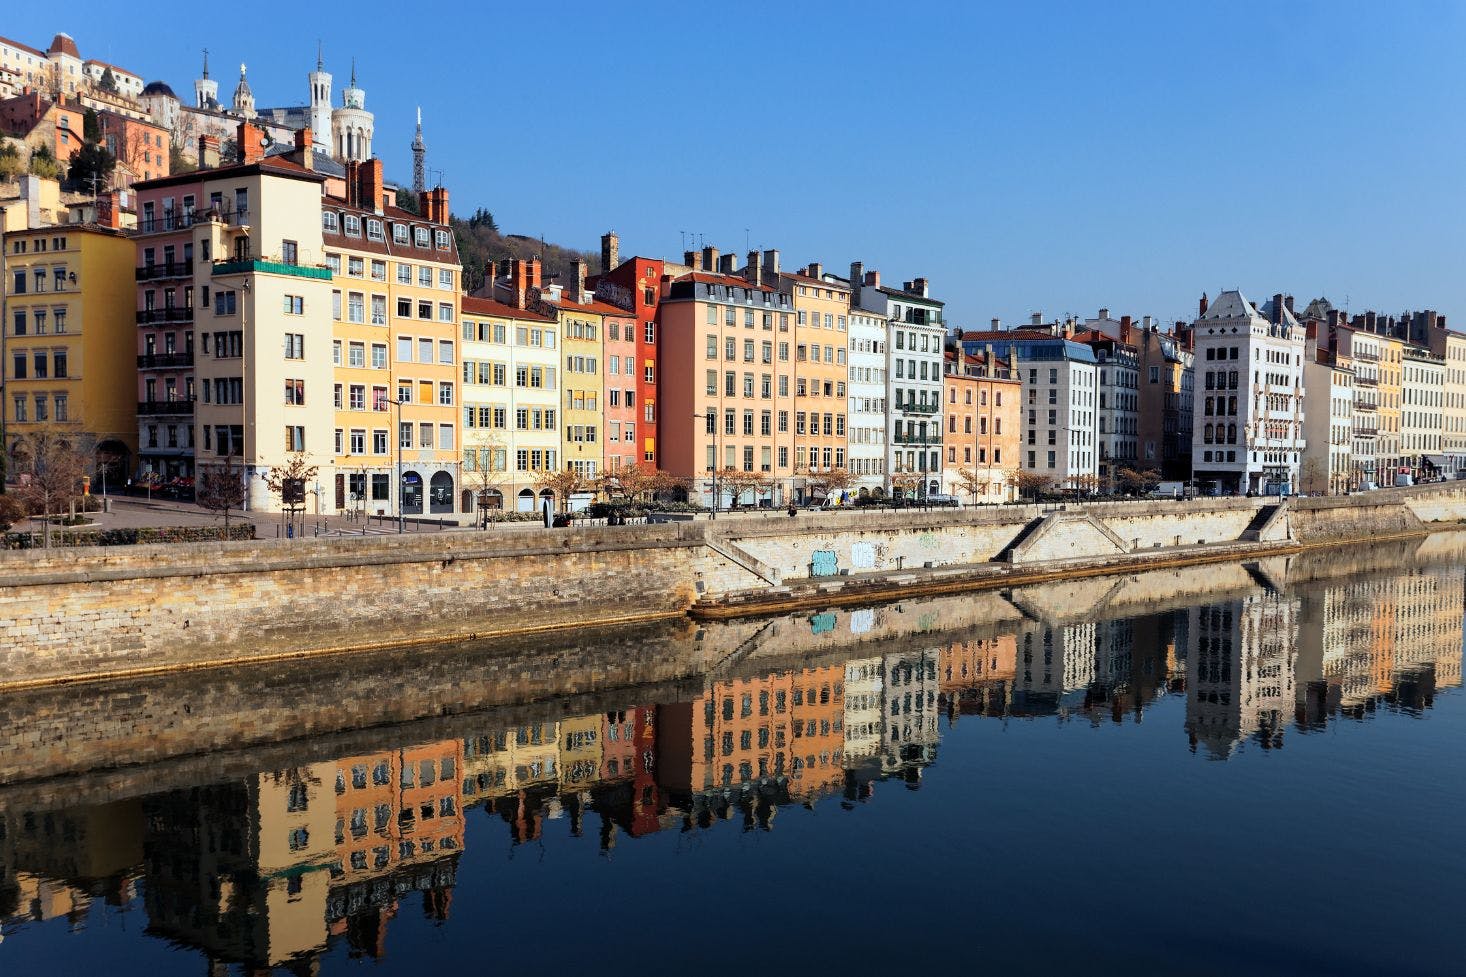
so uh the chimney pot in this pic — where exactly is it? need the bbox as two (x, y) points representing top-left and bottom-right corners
(746, 250), (762, 288)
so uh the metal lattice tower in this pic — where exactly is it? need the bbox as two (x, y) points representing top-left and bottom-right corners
(411, 106), (426, 196)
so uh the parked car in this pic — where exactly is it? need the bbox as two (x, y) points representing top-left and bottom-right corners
(927, 494), (960, 507)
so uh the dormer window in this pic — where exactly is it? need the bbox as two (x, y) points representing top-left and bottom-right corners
(366, 219), (384, 242)
(322, 212), (339, 232)
(435, 229), (450, 250)
(344, 214), (361, 237)
(414, 226), (429, 248)
(392, 223), (409, 244)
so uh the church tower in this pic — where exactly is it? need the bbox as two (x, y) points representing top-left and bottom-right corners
(308, 43), (332, 143)
(412, 107), (426, 196)
(194, 48), (218, 109)
(331, 59), (373, 162)
(232, 63), (255, 119)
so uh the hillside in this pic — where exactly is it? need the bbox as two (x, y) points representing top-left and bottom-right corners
(395, 191), (601, 293)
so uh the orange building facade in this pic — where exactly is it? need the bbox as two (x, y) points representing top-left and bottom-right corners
(941, 348), (1021, 502)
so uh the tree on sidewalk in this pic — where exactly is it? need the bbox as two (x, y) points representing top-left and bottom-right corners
(1008, 468), (1055, 502)
(11, 425), (92, 548)
(950, 465), (990, 504)
(264, 453), (318, 537)
(196, 456), (246, 535)
(534, 467), (586, 515)
(802, 466), (856, 503)
(1116, 466), (1162, 496)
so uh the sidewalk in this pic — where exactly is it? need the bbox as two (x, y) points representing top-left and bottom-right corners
(74, 494), (471, 538)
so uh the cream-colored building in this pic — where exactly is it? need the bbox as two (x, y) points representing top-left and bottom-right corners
(1301, 341), (1354, 495)
(460, 294), (560, 514)
(1401, 345), (1444, 480)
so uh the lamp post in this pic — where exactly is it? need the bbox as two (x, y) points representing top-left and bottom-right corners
(692, 411), (717, 520)
(390, 397), (405, 532)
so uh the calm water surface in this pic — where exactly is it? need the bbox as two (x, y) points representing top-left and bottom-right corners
(3, 539), (1465, 976)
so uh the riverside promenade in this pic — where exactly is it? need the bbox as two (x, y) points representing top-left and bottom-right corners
(2, 483), (1465, 689)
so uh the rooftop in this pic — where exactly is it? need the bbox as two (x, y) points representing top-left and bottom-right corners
(462, 295), (554, 323)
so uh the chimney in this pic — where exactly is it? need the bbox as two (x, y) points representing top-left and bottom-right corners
(1270, 293), (1283, 325)
(358, 159), (384, 216)
(1284, 294), (1295, 316)
(684, 250), (702, 271)
(1365, 311), (1377, 333)
(343, 161), (360, 207)
(1120, 314), (1132, 343)
(236, 121), (267, 164)
(601, 231), (619, 273)
(718, 253), (736, 276)
(295, 127), (313, 169)
(1030, 311), (1043, 326)
(746, 250), (762, 287)
(761, 249), (780, 281)
(807, 261), (822, 280)
(98, 189), (123, 229)
(509, 259), (529, 309)
(567, 258), (587, 303)
(199, 135), (220, 170)
(863, 269), (879, 289)
(912, 277), (929, 297)
(428, 186), (449, 224)
(1143, 314), (1154, 331)
(527, 256), (542, 293)
(702, 246), (718, 273)
(1099, 308), (1110, 321)
(1198, 292), (1208, 317)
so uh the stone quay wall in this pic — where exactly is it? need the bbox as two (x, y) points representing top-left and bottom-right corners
(4, 484), (1466, 687)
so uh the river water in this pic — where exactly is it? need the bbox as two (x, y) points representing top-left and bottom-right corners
(2, 536), (1464, 976)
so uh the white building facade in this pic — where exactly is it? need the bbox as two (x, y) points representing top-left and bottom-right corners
(846, 308), (888, 495)
(850, 264), (944, 497)
(1191, 290), (1306, 495)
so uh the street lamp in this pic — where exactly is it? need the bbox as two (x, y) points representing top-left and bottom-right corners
(692, 411), (718, 520)
(390, 396), (405, 532)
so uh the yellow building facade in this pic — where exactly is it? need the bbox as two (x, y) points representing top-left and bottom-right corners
(4, 218), (137, 481)
(322, 174), (462, 519)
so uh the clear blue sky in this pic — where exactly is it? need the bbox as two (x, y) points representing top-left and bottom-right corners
(13, 1), (1466, 329)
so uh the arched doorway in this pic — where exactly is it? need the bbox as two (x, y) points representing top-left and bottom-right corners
(516, 488), (535, 513)
(93, 439), (130, 495)
(402, 471), (423, 514)
(429, 471), (453, 513)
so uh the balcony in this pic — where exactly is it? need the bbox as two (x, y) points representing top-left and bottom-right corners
(895, 401), (940, 415)
(137, 353), (194, 369)
(135, 260), (194, 282)
(136, 213), (201, 235)
(892, 433), (942, 446)
(136, 307), (194, 325)
(137, 399), (195, 417)
(211, 257), (331, 281)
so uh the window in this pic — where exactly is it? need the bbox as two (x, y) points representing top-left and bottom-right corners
(349, 429), (365, 454)
(285, 378), (306, 405)
(348, 256), (364, 277)
(371, 294), (386, 325)
(285, 425), (305, 452)
(366, 219), (385, 242)
(347, 292), (364, 323)
(282, 294), (304, 315)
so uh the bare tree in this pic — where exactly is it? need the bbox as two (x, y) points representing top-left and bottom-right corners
(716, 468), (772, 509)
(649, 467), (692, 505)
(533, 467), (586, 515)
(1116, 466), (1162, 496)
(466, 434), (506, 525)
(1008, 468), (1055, 502)
(264, 453), (319, 537)
(890, 467), (923, 499)
(196, 456), (246, 535)
(949, 465), (990, 504)
(11, 425), (91, 548)
(802, 466), (856, 502)
(600, 461), (656, 504)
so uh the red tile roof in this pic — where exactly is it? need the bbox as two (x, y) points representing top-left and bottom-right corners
(0, 35), (47, 58)
(674, 271), (776, 292)
(548, 295), (635, 318)
(957, 329), (1055, 342)
(461, 295), (554, 323)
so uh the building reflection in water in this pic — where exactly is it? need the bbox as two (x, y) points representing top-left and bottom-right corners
(2, 551), (1464, 971)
